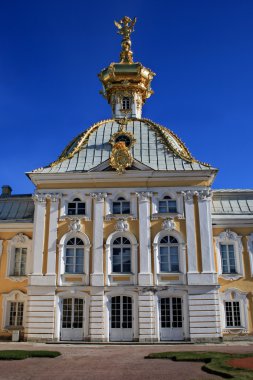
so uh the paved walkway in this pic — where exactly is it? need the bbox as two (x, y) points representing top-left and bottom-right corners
(0, 342), (252, 380)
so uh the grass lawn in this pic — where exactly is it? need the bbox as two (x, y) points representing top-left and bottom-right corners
(0, 350), (61, 360)
(145, 351), (253, 380)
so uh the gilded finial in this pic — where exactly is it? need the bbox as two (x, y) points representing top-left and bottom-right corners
(114, 16), (137, 64)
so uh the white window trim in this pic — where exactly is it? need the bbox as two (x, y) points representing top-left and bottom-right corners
(0, 240), (3, 260)
(215, 230), (244, 280)
(153, 230), (186, 285)
(247, 233), (253, 277)
(105, 231), (138, 286)
(219, 288), (248, 334)
(60, 192), (91, 221)
(151, 191), (184, 220)
(6, 233), (32, 281)
(55, 291), (90, 341)
(2, 290), (27, 331)
(105, 192), (137, 220)
(58, 231), (91, 286)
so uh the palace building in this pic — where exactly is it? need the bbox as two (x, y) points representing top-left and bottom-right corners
(0, 16), (253, 342)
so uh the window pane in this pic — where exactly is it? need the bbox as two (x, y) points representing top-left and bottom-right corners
(168, 201), (177, 213)
(68, 203), (76, 215)
(113, 202), (121, 214)
(122, 202), (130, 214)
(77, 203), (85, 215)
(159, 201), (167, 213)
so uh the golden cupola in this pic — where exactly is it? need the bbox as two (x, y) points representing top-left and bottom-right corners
(98, 16), (155, 119)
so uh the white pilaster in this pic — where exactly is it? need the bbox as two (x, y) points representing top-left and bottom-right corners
(197, 190), (216, 275)
(89, 288), (105, 342)
(90, 193), (107, 286)
(46, 194), (60, 277)
(31, 194), (47, 276)
(138, 290), (157, 342)
(136, 192), (153, 286)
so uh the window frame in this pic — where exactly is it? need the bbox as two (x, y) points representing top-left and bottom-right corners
(7, 233), (32, 280)
(153, 230), (186, 285)
(215, 230), (244, 280)
(152, 192), (184, 220)
(122, 97), (131, 110)
(67, 198), (86, 216)
(60, 193), (92, 221)
(112, 236), (132, 274)
(220, 289), (248, 333)
(106, 231), (138, 285)
(158, 196), (177, 214)
(159, 235), (180, 273)
(112, 197), (131, 215)
(2, 290), (27, 331)
(58, 231), (91, 286)
(65, 237), (85, 275)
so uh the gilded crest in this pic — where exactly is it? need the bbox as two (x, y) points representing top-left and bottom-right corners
(110, 142), (133, 174)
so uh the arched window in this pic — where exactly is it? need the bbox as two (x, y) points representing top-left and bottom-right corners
(112, 236), (131, 273)
(122, 97), (131, 110)
(159, 196), (177, 214)
(112, 197), (130, 215)
(65, 237), (84, 274)
(159, 235), (179, 272)
(67, 198), (85, 216)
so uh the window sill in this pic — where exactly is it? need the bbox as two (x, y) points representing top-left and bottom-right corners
(5, 326), (24, 331)
(7, 276), (27, 282)
(108, 273), (136, 285)
(59, 215), (91, 221)
(61, 273), (87, 285)
(105, 214), (136, 221)
(156, 272), (185, 284)
(223, 327), (248, 335)
(151, 213), (184, 220)
(219, 274), (243, 281)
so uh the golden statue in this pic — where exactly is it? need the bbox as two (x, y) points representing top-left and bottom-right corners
(114, 16), (137, 64)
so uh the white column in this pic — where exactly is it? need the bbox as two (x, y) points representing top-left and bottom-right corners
(31, 194), (46, 275)
(183, 191), (198, 273)
(197, 190), (215, 274)
(136, 192), (153, 286)
(46, 194), (60, 277)
(90, 192), (107, 286)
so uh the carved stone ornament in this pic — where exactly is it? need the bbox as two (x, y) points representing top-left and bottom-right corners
(181, 190), (196, 201)
(136, 192), (153, 201)
(90, 192), (107, 201)
(32, 193), (61, 203)
(68, 218), (81, 232)
(11, 233), (28, 244)
(220, 229), (238, 241)
(114, 219), (129, 232)
(197, 189), (212, 201)
(162, 218), (175, 231)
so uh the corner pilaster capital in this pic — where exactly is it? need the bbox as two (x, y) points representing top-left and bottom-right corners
(181, 190), (196, 202)
(196, 189), (212, 201)
(32, 193), (47, 203)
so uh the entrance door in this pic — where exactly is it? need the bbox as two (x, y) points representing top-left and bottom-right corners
(160, 297), (183, 340)
(110, 296), (133, 341)
(61, 298), (84, 341)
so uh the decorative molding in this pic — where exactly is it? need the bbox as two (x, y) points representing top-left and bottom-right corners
(181, 190), (196, 201)
(196, 189), (212, 201)
(114, 219), (129, 232)
(90, 192), (107, 201)
(10, 233), (30, 245)
(32, 192), (61, 203)
(135, 192), (153, 201)
(68, 218), (81, 232)
(161, 218), (175, 231)
(247, 233), (253, 276)
(215, 229), (244, 278)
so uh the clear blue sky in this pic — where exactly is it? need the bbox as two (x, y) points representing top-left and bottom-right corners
(1, 0), (253, 194)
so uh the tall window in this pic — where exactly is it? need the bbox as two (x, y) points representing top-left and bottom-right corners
(159, 196), (177, 213)
(159, 235), (179, 272)
(113, 197), (130, 215)
(225, 301), (241, 327)
(9, 302), (24, 327)
(68, 198), (85, 216)
(220, 244), (236, 274)
(122, 97), (131, 110)
(65, 238), (84, 274)
(12, 248), (27, 276)
(112, 236), (131, 273)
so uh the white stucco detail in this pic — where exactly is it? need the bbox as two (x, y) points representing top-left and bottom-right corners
(247, 233), (253, 277)
(31, 194), (47, 276)
(215, 230), (244, 279)
(46, 196), (59, 277)
(183, 191), (198, 274)
(7, 233), (32, 280)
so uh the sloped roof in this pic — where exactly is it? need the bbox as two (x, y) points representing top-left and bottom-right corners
(212, 190), (253, 216)
(31, 118), (216, 174)
(0, 195), (34, 223)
